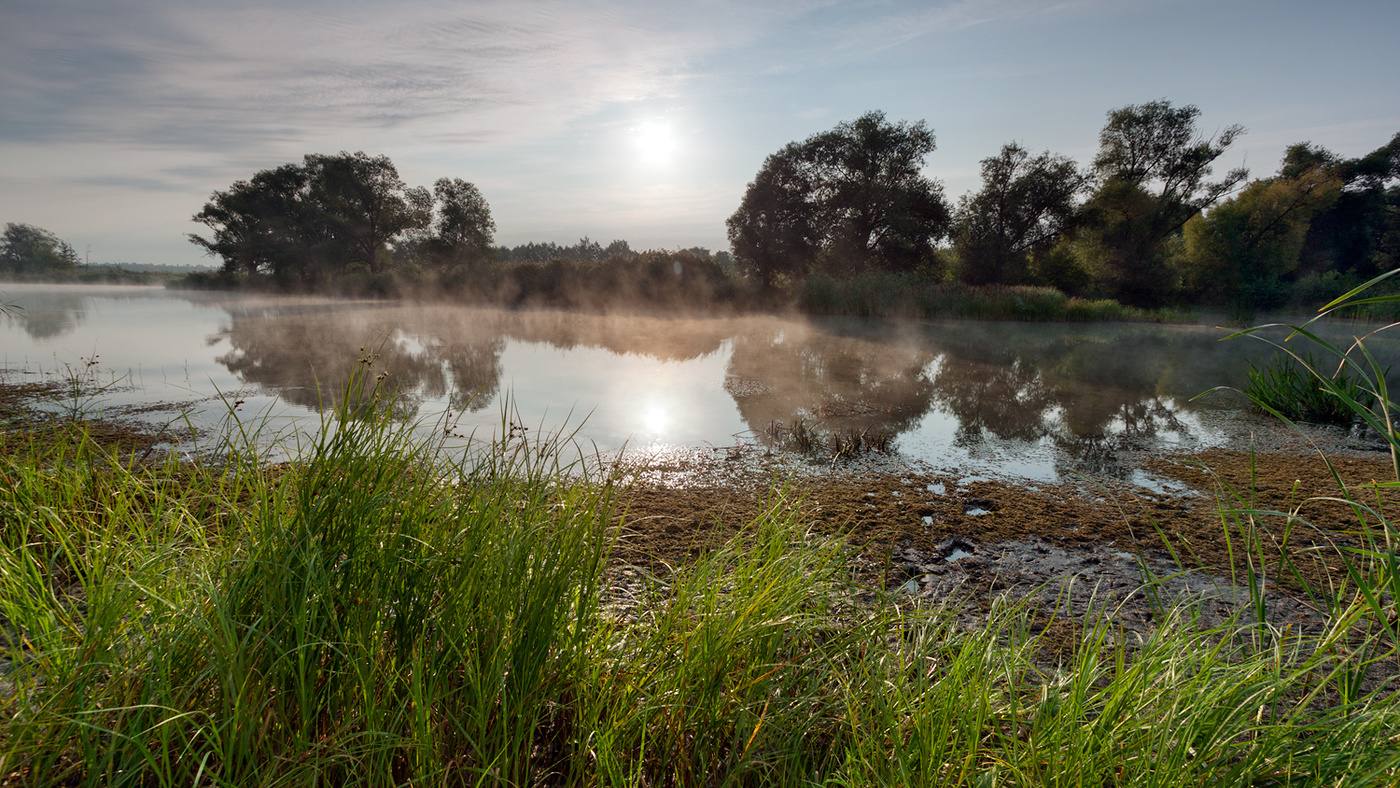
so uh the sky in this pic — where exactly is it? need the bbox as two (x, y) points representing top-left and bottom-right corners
(2, 0), (1398, 268)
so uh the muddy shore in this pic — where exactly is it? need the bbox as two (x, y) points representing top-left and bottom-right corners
(608, 414), (1399, 647)
(6, 372), (1397, 647)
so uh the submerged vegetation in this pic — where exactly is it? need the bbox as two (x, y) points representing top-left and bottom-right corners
(764, 417), (895, 460)
(3, 275), (1400, 785)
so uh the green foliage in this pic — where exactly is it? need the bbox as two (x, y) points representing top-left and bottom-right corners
(1076, 100), (1247, 308)
(1243, 351), (1372, 424)
(795, 270), (1164, 322)
(0, 222), (80, 275)
(1293, 132), (1400, 281)
(1182, 165), (1342, 311)
(189, 152), (490, 283)
(954, 143), (1085, 286)
(727, 111), (949, 286)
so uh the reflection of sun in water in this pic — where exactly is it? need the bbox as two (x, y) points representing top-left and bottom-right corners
(634, 121), (677, 166)
(644, 403), (670, 435)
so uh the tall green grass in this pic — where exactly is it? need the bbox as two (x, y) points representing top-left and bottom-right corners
(1243, 350), (1376, 425)
(4, 363), (1400, 784)
(1214, 270), (1400, 651)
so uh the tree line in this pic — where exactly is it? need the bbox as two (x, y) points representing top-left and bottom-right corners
(9, 100), (1396, 316)
(728, 101), (1399, 311)
(174, 103), (1400, 313)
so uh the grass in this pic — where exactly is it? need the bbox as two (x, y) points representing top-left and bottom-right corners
(762, 417), (895, 461)
(5, 299), (1400, 784)
(1243, 350), (1377, 425)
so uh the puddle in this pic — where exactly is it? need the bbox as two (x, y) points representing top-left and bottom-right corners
(962, 497), (995, 516)
(926, 482), (945, 495)
(899, 579), (920, 594)
(945, 548), (973, 562)
(1131, 470), (1192, 495)
(921, 515), (933, 526)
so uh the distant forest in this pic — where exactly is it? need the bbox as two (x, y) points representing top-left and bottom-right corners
(5, 99), (1397, 319)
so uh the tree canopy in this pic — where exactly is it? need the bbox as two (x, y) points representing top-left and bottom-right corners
(190, 152), (491, 282)
(953, 143), (1085, 286)
(1, 223), (80, 275)
(1078, 100), (1247, 307)
(727, 112), (949, 285)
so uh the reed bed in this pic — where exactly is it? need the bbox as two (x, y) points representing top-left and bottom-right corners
(6, 279), (1400, 783)
(797, 272), (1186, 323)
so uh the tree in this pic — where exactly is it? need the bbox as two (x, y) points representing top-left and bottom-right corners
(303, 152), (431, 275)
(726, 143), (821, 286)
(1181, 163), (1341, 309)
(0, 223), (81, 274)
(190, 152), (469, 283)
(953, 143), (1085, 286)
(727, 112), (949, 285)
(426, 177), (495, 269)
(1291, 133), (1400, 279)
(189, 164), (313, 277)
(1078, 100), (1246, 307)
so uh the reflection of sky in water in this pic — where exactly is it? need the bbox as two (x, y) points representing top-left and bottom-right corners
(3, 283), (1396, 482)
(453, 340), (747, 453)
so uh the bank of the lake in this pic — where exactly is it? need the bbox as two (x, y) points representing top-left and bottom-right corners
(3, 376), (1399, 786)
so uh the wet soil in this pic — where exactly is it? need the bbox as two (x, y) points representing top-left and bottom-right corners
(611, 434), (1400, 653)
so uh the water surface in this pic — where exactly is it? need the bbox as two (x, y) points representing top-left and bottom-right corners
(2, 283), (1390, 483)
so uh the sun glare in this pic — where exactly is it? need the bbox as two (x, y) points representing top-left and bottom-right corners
(634, 121), (677, 167)
(643, 402), (670, 435)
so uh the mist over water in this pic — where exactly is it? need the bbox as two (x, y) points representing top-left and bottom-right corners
(3, 283), (1394, 482)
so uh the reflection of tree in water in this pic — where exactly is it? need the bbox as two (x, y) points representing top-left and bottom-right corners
(929, 356), (1055, 446)
(4, 292), (87, 339)
(210, 305), (739, 418)
(214, 305), (503, 419)
(1048, 398), (1194, 480)
(909, 322), (1223, 478)
(724, 321), (937, 438)
(488, 309), (729, 362)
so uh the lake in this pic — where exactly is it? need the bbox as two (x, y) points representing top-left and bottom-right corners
(1, 282), (1391, 483)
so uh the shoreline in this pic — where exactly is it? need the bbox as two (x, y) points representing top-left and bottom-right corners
(5, 376), (1400, 783)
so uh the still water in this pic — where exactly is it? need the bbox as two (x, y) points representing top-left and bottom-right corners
(2, 283), (1391, 483)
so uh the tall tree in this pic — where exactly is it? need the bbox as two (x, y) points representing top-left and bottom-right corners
(191, 152), (465, 282)
(953, 143), (1085, 286)
(189, 163), (312, 277)
(0, 223), (80, 274)
(1181, 163), (1342, 309)
(1078, 100), (1246, 307)
(303, 152), (431, 275)
(1291, 133), (1400, 279)
(426, 177), (495, 269)
(726, 143), (821, 286)
(727, 112), (949, 285)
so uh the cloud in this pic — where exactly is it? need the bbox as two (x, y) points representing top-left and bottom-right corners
(0, 0), (774, 151)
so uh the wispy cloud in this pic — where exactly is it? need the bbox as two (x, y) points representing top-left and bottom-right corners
(1, 0), (771, 151)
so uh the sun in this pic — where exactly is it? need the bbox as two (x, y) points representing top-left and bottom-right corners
(634, 120), (677, 167)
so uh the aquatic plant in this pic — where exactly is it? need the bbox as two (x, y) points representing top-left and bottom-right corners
(765, 416), (893, 460)
(1242, 350), (1376, 424)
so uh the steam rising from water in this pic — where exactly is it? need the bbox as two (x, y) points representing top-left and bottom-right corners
(5, 284), (1396, 482)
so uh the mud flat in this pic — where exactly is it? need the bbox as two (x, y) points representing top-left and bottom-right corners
(609, 411), (1399, 649)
